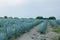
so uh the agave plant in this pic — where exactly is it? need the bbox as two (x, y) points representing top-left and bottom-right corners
(38, 20), (47, 34)
(49, 20), (59, 28)
(0, 18), (42, 40)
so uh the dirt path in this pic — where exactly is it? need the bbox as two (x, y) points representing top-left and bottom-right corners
(34, 22), (53, 40)
(15, 24), (40, 40)
(33, 22), (57, 40)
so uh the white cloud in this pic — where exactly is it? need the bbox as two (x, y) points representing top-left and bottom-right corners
(0, 0), (48, 7)
(0, 0), (7, 7)
(8, 0), (24, 6)
(0, 0), (28, 7)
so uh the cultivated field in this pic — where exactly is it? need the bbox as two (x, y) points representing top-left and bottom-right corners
(0, 18), (60, 40)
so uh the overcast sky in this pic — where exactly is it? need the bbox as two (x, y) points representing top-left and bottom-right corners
(0, 0), (60, 19)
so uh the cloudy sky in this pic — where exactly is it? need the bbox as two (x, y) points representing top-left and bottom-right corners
(0, 0), (60, 19)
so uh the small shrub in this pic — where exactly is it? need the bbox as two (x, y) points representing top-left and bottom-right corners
(36, 16), (43, 19)
(4, 16), (8, 19)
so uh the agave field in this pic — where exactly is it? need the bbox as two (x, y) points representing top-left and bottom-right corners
(0, 17), (60, 40)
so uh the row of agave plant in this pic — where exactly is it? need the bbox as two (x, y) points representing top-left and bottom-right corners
(38, 20), (48, 34)
(49, 20), (60, 28)
(38, 20), (60, 34)
(0, 18), (43, 40)
(0, 18), (60, 40)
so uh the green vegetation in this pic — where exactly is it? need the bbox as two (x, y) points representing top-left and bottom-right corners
(36, 16), (56, 20)
(38, 20), (47, 34)
(52, 28), (60, 33)
(36, 16), (43, 19)
(4, 16), (8, 19)
(0, 16), (59, 40)
(0, 17), (42, 40)
(49, 16), (56, 20)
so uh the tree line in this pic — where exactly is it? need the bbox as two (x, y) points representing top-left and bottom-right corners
(36, 16), (56, 20)
(0, 16), (56, 20)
